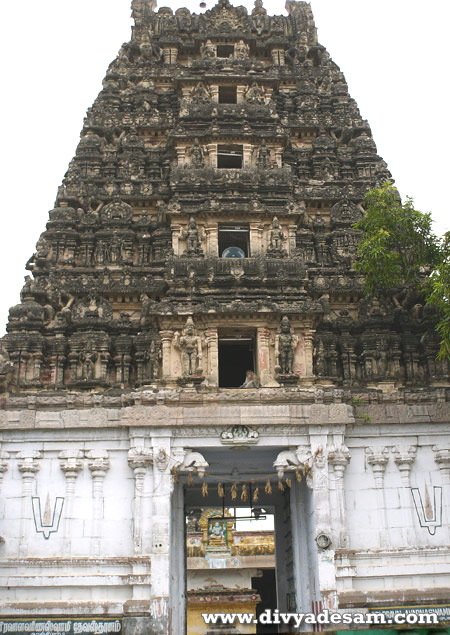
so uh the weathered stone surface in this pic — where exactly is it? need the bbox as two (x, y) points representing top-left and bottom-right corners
(0, 0), (449, 631)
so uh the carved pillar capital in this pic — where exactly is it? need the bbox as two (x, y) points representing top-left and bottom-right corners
(365, 447), (389, 488)
(87, 450), (110, 487)
(0, 451), (9, 475)
(59, 450), (84, 478)
(433, 446), (450, 484)
(392, 445), (417, 486)
(17, 451), (41, 477)
(0, 451), (9, 492)
(128, 447), (153, 472)
(328, 445), (351, 479)
(17, 451), (42, 495)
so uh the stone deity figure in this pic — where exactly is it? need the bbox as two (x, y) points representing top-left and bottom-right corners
(245, 82), (266, 105)
(0, 342), (12, 375)
(275, 316), (298, 375)
(183, 217), (203, 255)
(80, 342), (97, 380)
(201, 39), (216, 59)
(235, 40), (250, 60)
(257, 140), (271, 169)
(189, 138), (205, 168)
(174, 317), (203, 377)
(240, 370), (260, 388)
(191, 81), (211, 105)
(269, 217), (285, 252)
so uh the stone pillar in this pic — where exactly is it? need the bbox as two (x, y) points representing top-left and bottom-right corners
(303, 328), (315, 381)
(17, 451), (41, 556)
(210, 85), (219, 103)
(308, 430), (338, 610)
(249, 223), (263, 256)
(87, 450), (110, 557)
(160, 330), (174, 379)
(204, 223), (218, 256)
(175, 144), (187, 167)
(205, 143), (216, 169)
(433, 446), (450, 542)
(274, 146), (283, 168)
(366, 447), (389, 547)
(149, 433), (172, 634)
(236, 85), (246, 104)
(128, 447), (153, 555)
(271, 48), (286, 66)
(163, 48), (178, 64)
(59, 450), (84, 556)
(257, 327), (279, 387)
(393, 445), (417, 544)
(205, 327), (219, 386)
(243, 143), (253, 168)
(171, 223), (182, 255)
(0, 452), (9, 494)
(288, 224), (297, 256)
(328, 445), (350, 548)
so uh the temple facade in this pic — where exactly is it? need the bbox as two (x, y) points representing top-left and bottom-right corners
(0, 1), (449, 633)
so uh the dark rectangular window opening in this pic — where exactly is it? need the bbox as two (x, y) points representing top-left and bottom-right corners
(218, 224), (250, 258)
(218, 332), (255, 388)
(217, 144), (243, 168)
(218, 85), (237, 104)
(217, 45), (235, 59)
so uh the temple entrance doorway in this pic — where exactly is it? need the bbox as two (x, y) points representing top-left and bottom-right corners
(171, 447), (320, 635)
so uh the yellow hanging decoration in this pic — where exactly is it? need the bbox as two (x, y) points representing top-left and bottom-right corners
(278, 479), (285, 491)
(217, 483), (224, 498)
(241, 484), (248, 502)
(171, 466), (179, 483)
(253, 487), (259, 502)
(265, 478), (272, 495)
(285, 478), (292, 488)
(302, 464), (309, 475)
(231, 483), (238, 500)
(187, 473), (194, 486)
(202, 482), (208, 497)
(295, 468), (302, 483)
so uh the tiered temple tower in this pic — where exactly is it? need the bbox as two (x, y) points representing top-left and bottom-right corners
(0, 1), (449, 634)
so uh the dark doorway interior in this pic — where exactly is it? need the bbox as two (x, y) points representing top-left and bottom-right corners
(219, 85), (237, 103)
(217, 144), (243, 168)
(217, 45), (235, 59)
(252, 569), (278, 634)
(219, 338), (254, 387)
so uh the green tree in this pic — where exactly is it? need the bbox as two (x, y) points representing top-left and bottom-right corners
(354, 182), (441, 296)
(354, 182), (450, 358)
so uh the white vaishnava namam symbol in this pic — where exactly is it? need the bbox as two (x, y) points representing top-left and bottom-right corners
(411, 486), (442, 536)
(32, 495), (64, 539)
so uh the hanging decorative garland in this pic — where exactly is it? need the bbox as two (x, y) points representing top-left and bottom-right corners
(171, 448), (323, 498)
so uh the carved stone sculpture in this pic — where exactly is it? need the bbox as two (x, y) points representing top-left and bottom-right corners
(275, 316), (299, 379)
(189, 138), (205, 168)
(174, 317), (203, 378)
(183, 217), (203, 256)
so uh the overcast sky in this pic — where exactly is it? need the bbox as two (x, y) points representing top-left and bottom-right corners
(0, 0), (448, 334)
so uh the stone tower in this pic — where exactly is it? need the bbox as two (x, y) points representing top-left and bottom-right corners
(0, 1), (449, 633)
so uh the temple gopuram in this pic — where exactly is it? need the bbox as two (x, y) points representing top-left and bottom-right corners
(0, 1), (449, 634)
